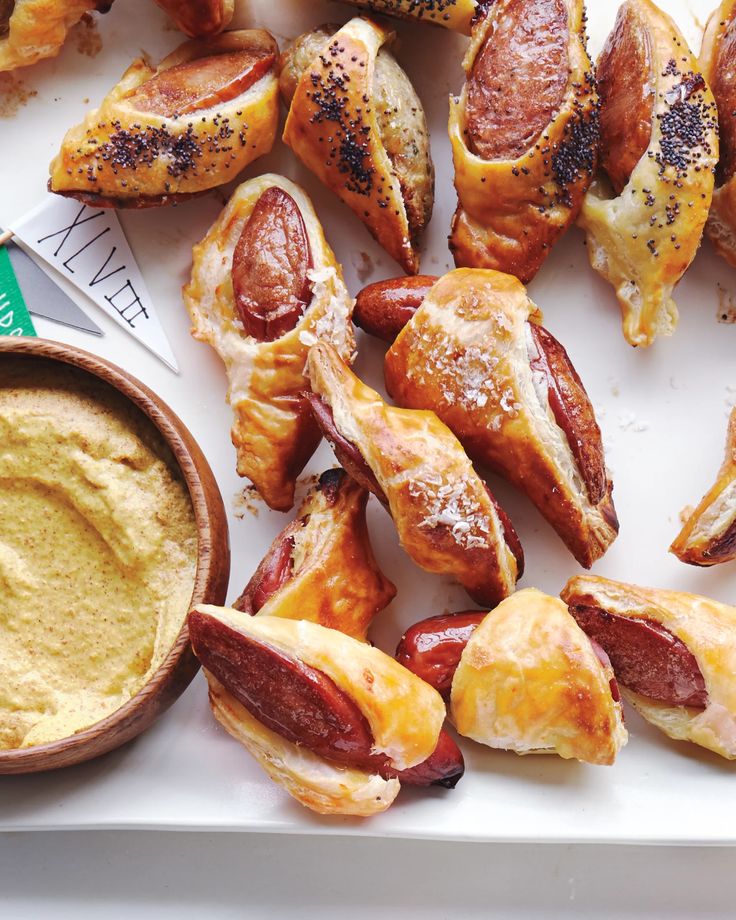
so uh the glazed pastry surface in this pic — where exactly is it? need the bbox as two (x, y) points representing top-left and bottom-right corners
(184, 174), (356, 511)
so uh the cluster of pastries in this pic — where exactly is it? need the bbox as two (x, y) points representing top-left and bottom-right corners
(11, 0), (736, 817)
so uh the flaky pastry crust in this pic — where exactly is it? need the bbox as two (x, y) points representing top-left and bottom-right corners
(153, 0), (234, 37)
(307, 342), (521, 607)
(384, 269), (618, 568)
(562, 576), (736, 760)
(0, 0), (110, 72)
(671, 409), (736, 566)
(48, 30), (279, 207)
(448, 0), (597, 282)
(450, 589), (626, 764)
(280, 17), (433, 274)
(579, 0), (718, 347)
(183, 175), (356, 511)
(335, 0), (477, 33)
(235, 468), (396, 639)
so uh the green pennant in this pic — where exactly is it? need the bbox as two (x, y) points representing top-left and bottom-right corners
(0, 245), (36, 337)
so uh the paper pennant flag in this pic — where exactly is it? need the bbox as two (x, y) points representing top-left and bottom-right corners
(10, 196), (178, 372)
(0, 245), (37, 337)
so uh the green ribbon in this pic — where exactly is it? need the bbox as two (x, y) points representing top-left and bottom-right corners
(0, 245), (36, 337)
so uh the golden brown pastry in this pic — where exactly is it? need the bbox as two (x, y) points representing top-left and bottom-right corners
(279, 17), (434, 274)
(153, 0), (233, 37)
(48, 30), (279, 207)
(189, 608), (464, 816)
(562, 575), (736, 760)
(334, 0), (477, 33)
(671, 409), (736, 566)
(234, 468), (396, 640)
(356, 269), (618, 568)
(397, 589), (627, 764)
(701, 1), (736, 267)
(184, 174), (356, 512)
(306, 341), (523, 607)
(448, 0), (598, 282)
(0, 0), (111, 73)
(579, 0), (719, 347)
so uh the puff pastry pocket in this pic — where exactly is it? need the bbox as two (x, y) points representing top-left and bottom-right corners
(397, 589), (627, 764)
(152, 0), (233, 37)
(579, 0), (719, 347)
(360, 268), (618, 567)
(234, 468), (396, 640)
(189, 609), (464, 816)
(48, 30), (279, 207)
(670, 409), (736, 566)
(279, 17), (434, 274)
(701, 1), (736, 267)
(562, 575), (736, 760)
(448, 0), (597, 282)
(184, 174), (356, 511)
(306, 341), (523, 607)
(0, 0), (111, 72)
(334, 0), (477, 33)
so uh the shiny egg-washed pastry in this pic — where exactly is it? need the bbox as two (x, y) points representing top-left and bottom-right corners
(562, 575), (736, 760)
(701, 1), (736, 267)
(234, 468), (396, 640)
(184, 175), (356, 512)
(153, 0), (233, 37)
(396, 589), (626, 764)
(0, 0), (111, 73)
(334, 0), (477, 33)
(306, 342), (523, 608)
(279, 17), (434, 274)
(448, 0), (598, 282)
(357, 269), (618, 567)
(189, 608), (464, 816)
(671, 408), (736, 566)
(48, 30), (279, 207)
(579, 0), (718, 347)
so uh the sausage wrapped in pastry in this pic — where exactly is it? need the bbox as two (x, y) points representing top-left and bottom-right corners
(670, 409), (736, 567)
(701, 1), (736, 267)
(356, 269), (619, 568)
(448, 0), (598, 282)
(0, 0), (111, 73)
(184, 175), (356, 511)
(334, 0), (477, 33)
(153, 0), (233, 37)
(579, 0), (719, 347)
(189, 608), (464, 816)
(280, 17), (434, 274)
(306, 341), (523, 607)
(396, 589), (628, 765)
(48, 30), (279, 207)
(234, 468), (396, 640)
(562, 575), (736, 760)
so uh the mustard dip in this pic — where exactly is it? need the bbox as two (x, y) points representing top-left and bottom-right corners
(0, 358), (198, 749)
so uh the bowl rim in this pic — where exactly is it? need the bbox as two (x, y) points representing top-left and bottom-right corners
(0, 337), (231, 771)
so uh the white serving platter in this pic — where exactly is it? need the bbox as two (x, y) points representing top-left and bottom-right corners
(1, 0), (735, 844)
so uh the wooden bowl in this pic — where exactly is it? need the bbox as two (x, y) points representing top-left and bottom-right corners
(0, 339), (231, 774)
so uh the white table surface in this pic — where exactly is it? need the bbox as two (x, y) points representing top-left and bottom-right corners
(2, 831), (735, 917)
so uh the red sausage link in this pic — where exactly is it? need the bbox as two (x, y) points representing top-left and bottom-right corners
(484, 485), (525, 578)
(710, 13), (736, 184)
(396, 611), (487, 692)
(569, 604), (708, 708)
(233, 531), (296, 615)
(132, 49), (276, 117)
(232, 187), (313, 342)
(189, 611), (464, 786)
(597, 3), (654, 194)
(527, 322), (609, 507)
(353, 275), (438, 342)
(465, 0), (569, 161)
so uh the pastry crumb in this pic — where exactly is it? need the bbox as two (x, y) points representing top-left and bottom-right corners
(717, 284), (736, 323)
(352, 251), (375, 283)
(617, 411), (649, 433)
(608, 377), (620, 397)
(0, 73), (37, 118)
(233, 485), (262, 519)
(72, 14), (103, 58)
